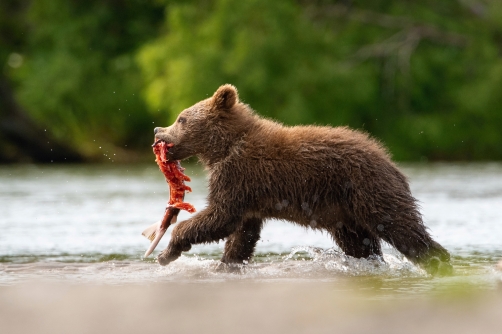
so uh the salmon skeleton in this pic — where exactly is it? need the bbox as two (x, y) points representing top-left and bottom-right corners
(142, 140), (196, 258)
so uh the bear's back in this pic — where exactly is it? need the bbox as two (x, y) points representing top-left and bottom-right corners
(242, 118), (392, 168)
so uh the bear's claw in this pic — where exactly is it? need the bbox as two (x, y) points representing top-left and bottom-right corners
(157, 251), (179, 266)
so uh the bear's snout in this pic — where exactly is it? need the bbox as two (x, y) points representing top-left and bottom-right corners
(153, 126), (174, 145)
(153, 127), (174, 143)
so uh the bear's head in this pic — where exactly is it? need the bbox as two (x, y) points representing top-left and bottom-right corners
(154, 84), (251, 164)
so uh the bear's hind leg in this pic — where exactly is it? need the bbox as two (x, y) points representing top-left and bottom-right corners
(221, 217), (263, 265)
(377, 223), (452, 275)
(330, 223), (382, 259)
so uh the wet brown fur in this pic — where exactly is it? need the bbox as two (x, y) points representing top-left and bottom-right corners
(154, 84), (451, 273)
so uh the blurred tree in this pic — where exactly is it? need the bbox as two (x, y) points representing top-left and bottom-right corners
(138, 0), (372, 126)
(3, 0), (502, 162)
(6, 0), (164, 161)
(0, 0), (83, 162)
(138, 0), (502, 160)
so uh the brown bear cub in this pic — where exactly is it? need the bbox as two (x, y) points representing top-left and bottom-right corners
(153, 84), (451, 275)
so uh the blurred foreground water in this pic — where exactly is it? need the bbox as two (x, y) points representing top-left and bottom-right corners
(1, 163), (501, 296)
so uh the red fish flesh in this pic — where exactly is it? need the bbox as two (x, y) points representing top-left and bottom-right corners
(142, 140), (196, 257)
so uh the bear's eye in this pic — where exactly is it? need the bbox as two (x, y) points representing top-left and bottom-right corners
(178, 117), (187, 124)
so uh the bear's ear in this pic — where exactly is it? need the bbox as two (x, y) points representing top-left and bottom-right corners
(211, 84), (238, 110)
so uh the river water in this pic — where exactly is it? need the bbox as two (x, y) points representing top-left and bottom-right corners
(1, 163), (501, 296)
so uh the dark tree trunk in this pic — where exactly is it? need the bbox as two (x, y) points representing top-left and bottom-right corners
(0, 76), (84, 163)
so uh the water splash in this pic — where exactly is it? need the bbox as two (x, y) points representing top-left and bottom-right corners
(282, 246), (425, 277)
(151, 246), (426, 281)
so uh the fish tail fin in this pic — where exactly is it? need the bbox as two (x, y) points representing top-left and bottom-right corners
(141, 221), (161, 242)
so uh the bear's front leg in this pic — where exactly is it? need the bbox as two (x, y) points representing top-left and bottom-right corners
(157, 207), (241, 266)
(221, 217), (263, 265)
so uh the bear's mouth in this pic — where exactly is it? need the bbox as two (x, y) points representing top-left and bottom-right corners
(152, 138), (175, 162)
(152, 138), (164, 147)
(152, 138), (174, 148)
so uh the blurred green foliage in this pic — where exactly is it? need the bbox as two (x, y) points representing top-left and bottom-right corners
(3, 0), (502, 161)
(2, 0), (164, 158)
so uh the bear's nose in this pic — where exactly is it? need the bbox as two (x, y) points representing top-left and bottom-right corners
(154, 127), (161, 135)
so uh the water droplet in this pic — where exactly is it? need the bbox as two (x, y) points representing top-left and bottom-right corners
(363, 238), (370, 245)
(377, 224), (384, 231)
